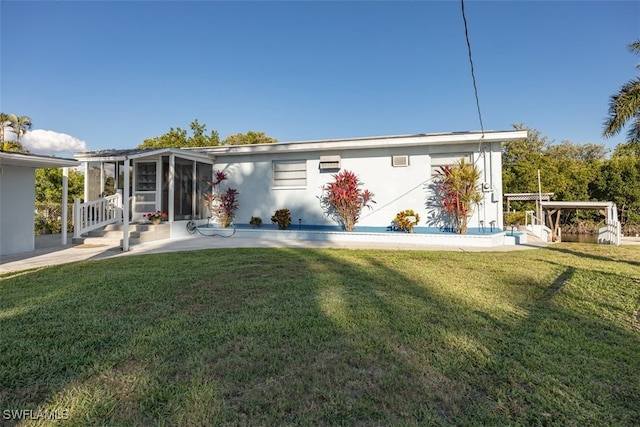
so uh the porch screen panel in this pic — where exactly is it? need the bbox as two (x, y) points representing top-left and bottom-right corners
(87, 162), (102, 200)
(273, 160), (307, 187)
(174, 158), (193, 220)
(196, 162), (211, 219)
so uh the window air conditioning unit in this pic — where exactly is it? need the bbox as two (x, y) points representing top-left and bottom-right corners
(392, 155), (409, 167)
(319, 155), (341, 171)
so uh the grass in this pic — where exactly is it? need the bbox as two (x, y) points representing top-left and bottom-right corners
(0, 243), (639, 425)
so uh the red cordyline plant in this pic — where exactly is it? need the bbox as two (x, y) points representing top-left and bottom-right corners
(434, 158), (482, 234)
(319, 170), (375, 231)
(203, 170), (239, 227)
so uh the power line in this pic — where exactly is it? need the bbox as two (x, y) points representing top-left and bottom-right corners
(461, 0), (485, 136)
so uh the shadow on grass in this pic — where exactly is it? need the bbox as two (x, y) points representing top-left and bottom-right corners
(0, 247), (638, 425)
(546, 243), (640, 268)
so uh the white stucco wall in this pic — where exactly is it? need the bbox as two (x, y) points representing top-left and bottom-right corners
(213, 142), (504, 230)
(0, 165), (36, 255)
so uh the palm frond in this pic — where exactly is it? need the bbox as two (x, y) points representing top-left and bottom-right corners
(603, 77), (640, 138)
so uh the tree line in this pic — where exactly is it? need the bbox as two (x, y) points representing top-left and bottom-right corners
(503, 124), (640, 229)
(137, 119), (277, 149)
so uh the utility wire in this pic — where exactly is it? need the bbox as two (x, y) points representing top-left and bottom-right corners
(461, 0), (485, 137)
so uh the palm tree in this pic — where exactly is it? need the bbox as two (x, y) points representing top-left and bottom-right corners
(1, 140), (28, 152)
(7, 114), (32, 141)
(603, 40), (640, 143)
(0, 113), (11, 144)
(0, 113), (31, 152)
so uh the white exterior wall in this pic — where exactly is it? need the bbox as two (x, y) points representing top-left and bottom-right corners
(0, 165), (36, 255)
(213, 142), (503, 230)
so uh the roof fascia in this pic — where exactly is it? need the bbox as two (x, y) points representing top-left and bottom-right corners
(76, 148), (213, 163)
(0, 152), (78, 168)
(199, 130), (528, 157)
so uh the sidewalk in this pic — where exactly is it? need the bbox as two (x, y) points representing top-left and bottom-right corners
(0, 233), (551, 274)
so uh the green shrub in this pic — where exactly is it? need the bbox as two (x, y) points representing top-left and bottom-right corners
(249, 216), (263, 228)
(393, 209), (420, 233)
(271, 209), (291, 230)
(504, 211), (526, 226)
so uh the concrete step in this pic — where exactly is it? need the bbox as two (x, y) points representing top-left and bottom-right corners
(74, 223), (170, 247)
(73, 236), (122, 247)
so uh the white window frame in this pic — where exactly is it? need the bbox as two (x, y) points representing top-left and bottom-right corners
(273, 160), (307, 188)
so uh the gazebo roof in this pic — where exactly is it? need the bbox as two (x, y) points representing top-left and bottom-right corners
(504, 192), (554, 202)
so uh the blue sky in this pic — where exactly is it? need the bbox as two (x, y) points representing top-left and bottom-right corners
(1, 1), (638, 156)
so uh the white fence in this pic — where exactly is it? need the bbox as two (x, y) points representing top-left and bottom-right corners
(73, 194), (122, 238)
(599, 221), (621, 245)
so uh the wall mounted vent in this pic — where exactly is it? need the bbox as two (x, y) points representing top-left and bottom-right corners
(319, 155), (341, 171)
(392, 155), (409, 167)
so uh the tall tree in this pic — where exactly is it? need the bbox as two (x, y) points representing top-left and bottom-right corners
(223, 131), (277, 145)
(544, 140), (607, 201)
(603, 40), (640, 143)
(0, 113), (31, 152)
(502, 124), (549, 195)
(35, 168), (85, 203)
(8, 114), (32, 141)
(0, 113), (11, 144)
(138, 119), (220, 149)
(590, 154), (640, 224)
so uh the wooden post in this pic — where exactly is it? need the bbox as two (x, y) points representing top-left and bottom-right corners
(546, 208), (561, 242)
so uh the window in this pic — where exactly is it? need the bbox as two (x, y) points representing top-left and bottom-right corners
(430, 153), (472, 177)
(273, 160), (307, 187)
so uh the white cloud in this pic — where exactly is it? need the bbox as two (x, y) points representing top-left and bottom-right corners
(18, 129), (88, 155)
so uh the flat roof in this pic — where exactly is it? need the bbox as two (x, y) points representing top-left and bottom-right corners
(0, 151), (78, 168)
(196, 130), (528, 157)
(74, 147), (214, 163)
(73, 130), (528, 161)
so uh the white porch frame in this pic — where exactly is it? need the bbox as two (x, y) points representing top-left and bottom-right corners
(74, 148), (214, 251)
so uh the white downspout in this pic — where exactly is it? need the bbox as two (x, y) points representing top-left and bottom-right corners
(122, 159), (130, 252)
(62, 167), (69, 245)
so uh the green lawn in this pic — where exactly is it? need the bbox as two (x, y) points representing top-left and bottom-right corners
(1, 244), (639, 426)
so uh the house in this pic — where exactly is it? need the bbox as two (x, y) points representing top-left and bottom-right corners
(0, 151), (78, 256)
(73, 130), (527, 250)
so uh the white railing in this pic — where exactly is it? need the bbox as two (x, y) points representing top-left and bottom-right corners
(524, 210), (552, 242)
(599, 221), (621, 246)
(73, 194), (123, 238)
